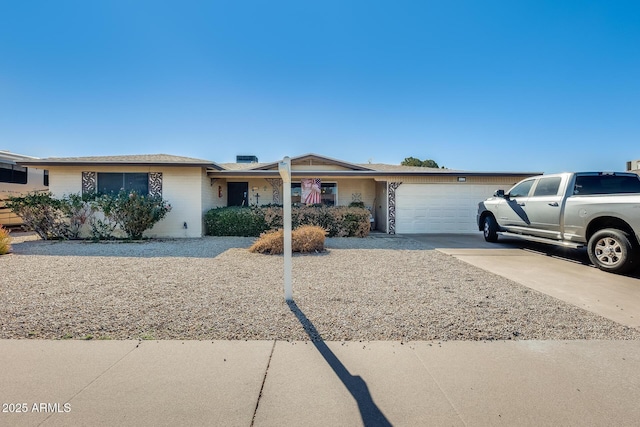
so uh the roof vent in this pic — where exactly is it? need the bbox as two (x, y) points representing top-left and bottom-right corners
(236, 155), (259, 163)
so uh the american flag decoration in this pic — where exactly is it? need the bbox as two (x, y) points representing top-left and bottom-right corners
(302, 178), (322, 205)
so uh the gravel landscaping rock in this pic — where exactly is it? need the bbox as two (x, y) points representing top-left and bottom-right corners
(2, 236), (639, 341)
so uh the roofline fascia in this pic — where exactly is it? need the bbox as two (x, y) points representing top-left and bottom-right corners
(208, 170), (542, 178)
(16, 160), (222, 169)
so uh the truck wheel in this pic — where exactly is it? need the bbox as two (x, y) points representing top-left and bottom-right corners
(587, 229), (638, 274)
(483, 215), (499, 242)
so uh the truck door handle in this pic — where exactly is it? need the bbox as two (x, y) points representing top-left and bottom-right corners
(548, 202), (559, 207)
(517, 202), (525, 206)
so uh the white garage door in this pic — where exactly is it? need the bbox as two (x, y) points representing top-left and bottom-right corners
(395, 184), (498, 233)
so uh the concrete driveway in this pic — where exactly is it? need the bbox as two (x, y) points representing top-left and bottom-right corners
(407, 233), (640, 330)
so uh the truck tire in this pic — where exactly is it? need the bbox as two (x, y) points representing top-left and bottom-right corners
(483, 215), (499, 243)
(587, 229), (638, 274)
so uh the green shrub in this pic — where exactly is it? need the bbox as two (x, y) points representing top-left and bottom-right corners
(204, 205), (370, 237)
(249, 225), (327, 254)
(204, 207), (268, 237)
(7, 191), (171, 240)
(6, 192), (68, 240)
(0, 225), (11, 255)
(96, 191), (172, 240)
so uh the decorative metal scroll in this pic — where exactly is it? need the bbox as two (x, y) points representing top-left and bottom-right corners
(81, 172), (96, 195)
(388, 182), (402, 234)
(265, 178), (282, 204)
(148, 173), (163, 197)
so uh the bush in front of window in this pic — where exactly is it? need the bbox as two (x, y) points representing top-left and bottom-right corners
(95, 190), (172, 240)
(0, 225), (11, 255)
(60, 193), (97, 239)
(8, 190), (171, 240)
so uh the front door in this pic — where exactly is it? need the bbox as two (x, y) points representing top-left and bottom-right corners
(227, 182), (249, 207)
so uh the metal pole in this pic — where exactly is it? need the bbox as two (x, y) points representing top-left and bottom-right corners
(279, 157), (293, 301)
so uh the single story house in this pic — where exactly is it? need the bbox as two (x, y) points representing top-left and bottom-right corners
(1, 150), (49, 227)
(18, 153), (538, 238)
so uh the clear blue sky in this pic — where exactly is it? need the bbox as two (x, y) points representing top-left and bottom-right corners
(1, 1), (638, 173)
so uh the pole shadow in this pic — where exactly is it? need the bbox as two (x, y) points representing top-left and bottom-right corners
(287, 300), (392, 427)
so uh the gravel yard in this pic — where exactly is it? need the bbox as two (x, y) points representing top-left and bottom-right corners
(2, 235), (639, 341)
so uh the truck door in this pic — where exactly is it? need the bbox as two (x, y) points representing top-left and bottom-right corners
(496, 178), (535, 231)
(523, 176), (564, 239)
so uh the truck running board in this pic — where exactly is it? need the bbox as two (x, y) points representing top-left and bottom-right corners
(498, 232), (585, 249)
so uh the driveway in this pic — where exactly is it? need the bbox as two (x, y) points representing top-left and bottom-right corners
(408, 233), (640, 329)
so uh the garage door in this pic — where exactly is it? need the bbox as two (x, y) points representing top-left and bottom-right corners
(395, 184), (498, 233)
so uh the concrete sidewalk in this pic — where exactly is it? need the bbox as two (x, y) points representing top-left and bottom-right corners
(2, 339), (640, 426)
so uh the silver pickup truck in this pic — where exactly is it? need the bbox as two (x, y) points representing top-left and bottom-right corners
(477, 172), (640, 274)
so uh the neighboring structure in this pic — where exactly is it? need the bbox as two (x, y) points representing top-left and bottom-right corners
(18, 152), (538, 237)
(626, 159), (640, 175)
(0, 151), (49, 227)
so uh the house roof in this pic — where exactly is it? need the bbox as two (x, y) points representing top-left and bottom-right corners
(212, 153), (539, 177)
(17, 154), (224, 170)
(247, 153), (375, 171)
(13, 151), (540, 177)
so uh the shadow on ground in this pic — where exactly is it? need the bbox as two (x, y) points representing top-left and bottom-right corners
(287, 300), (392, 427)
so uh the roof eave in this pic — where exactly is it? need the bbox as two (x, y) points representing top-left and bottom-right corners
(208, 170), (541, 178)
(17, 160), (220, 168)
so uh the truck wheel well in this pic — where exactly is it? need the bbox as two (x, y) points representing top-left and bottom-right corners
(478, 212), (495, 231)
(586, 217), (639, 246)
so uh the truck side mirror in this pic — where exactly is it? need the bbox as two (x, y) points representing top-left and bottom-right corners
(494, 189), (505, 198)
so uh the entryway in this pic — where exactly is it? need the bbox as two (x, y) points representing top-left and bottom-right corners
(227, 182), (249, 207)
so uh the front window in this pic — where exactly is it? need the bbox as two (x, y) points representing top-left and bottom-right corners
(291, 181), (336, 206)
(97, 172), (149, 195)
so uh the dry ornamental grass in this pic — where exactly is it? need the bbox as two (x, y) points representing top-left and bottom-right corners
(249, 225), (326, 254)
(0, 225), (11, 255)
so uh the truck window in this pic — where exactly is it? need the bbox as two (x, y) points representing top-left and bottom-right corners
(508, 179), (534, 198)
(574, 175), (640, 195)
(533, 177), (562, 197)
